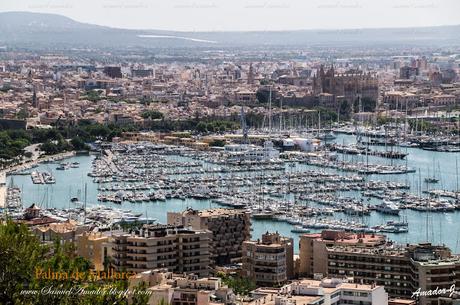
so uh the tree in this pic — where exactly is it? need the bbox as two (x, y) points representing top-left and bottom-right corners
(339, 100), (352, 119)
(209, 139), (226, 147)
(40, 140), (70, 155)
(70, 137), (87, 150)
(256, 88), (270, 103)
(0, 220), (149, 305)
(314, 107), (338, 122)
(259, 79), (269, 85)
(141, 110), (164, 120)
(0, 130), (31, 160)
(16, 108), (29, 119)
(218, 273), (256, 296)
(361, 97), (377, 112)
(131, 282), (150, 305)
(196, 122), (208, 133)
(85, 90), (102, 102)
(377, 116), (390, 126)
(0, 219), (49, 304)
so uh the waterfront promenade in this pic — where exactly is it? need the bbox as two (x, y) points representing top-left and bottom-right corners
(1, 151), (76, 174)
(0, 151), (76, 208)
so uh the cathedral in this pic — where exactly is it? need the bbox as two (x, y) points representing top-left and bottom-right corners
(313, 65), (379, 113)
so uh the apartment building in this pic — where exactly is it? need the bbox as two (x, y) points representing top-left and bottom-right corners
(326, 242), (460, 305)
(76, 231), (112, 271)
(298, 230), (386, 277)
(327, 244), (414, 298)
(299, 231), (460, 305)
(168, 208), (251, 265)
(327, 239), (460, 305)
(246, 278), (388, 305)
(129, 269), (236, 305)
(112, 224), (211, 277)
(242, 232), (294, 287)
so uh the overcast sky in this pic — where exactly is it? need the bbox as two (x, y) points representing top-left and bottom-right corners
(1, 0), (459, 31)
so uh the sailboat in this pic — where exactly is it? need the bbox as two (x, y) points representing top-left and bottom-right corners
(424, 177), (439, 184)
(316, 111), (336, 141)
(291, 225), (311, 233)
(424, 158), (439, 184)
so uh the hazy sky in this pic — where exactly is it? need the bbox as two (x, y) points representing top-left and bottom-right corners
(1, 0), (459, 31)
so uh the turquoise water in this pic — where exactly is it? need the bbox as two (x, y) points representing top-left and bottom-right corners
(7, 134), (460, 254)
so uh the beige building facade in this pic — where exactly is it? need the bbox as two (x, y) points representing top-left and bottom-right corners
(112, 224), (211, 277)
(242, 232), (294, 287)
(168, 208), (251, 265)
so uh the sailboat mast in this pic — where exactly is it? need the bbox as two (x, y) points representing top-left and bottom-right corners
(318, 111), (321, 136)
(456, 157), (459, 202)
(84, 183), (87, 224)
(268, 85), (272, 138)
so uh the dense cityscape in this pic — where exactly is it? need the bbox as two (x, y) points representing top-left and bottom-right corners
(0, 6), (460, 305)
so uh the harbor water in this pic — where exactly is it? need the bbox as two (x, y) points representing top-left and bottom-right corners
(7, 134), (460, 254)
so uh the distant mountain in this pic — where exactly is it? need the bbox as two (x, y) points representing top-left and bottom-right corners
(0, 11), (98, 30)
(0, 11), (459, 49)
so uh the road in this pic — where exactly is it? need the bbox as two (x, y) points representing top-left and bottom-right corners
(0, 172), (6, 208)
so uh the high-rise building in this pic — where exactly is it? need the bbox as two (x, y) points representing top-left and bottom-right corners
(112, 224), (211, 277)
(103, 66), (122, 78)
(242, 232), (294, 287)
(400, 66), (419, 79)
(168, 208), (251, 265)
(247, 63), (254, 85)
(31, 88), (38, 108)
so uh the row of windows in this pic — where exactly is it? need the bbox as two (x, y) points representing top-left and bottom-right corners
(342, 291), (369, 297)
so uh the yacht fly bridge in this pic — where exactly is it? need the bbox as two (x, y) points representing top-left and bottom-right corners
(223, 141), (280, 162)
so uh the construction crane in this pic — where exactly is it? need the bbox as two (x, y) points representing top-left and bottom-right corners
(240, 105), (248, 144)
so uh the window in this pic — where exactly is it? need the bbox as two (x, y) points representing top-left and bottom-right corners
(331, 291), (341, 299)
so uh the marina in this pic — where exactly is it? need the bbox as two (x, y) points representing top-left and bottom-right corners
(31, 171), (56, 184)
(2, 132), (459, 252)
(2, 10), (460, 304)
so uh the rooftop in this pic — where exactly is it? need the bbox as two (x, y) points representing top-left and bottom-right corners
(302, 230), (386, 246)
(327, 244), (407, 257)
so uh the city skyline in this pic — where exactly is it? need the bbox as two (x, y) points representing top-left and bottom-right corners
(0, 2), (459, 304)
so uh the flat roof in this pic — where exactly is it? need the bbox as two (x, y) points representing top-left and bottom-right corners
(301, 231), (386, 246)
